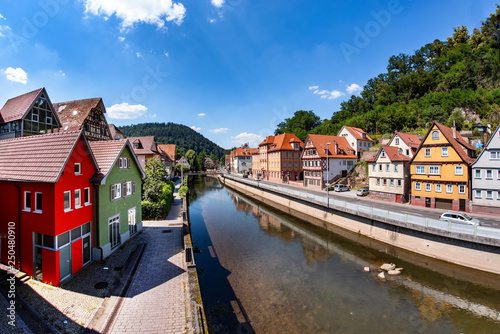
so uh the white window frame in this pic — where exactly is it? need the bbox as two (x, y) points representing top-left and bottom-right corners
(84, 187), (91, 205)
(425, 148), (431, 157)
(126, 181), (133, 196)
(75, 189), (82, 208)
(415, 165), (426, 175)
(376, 178), (380, 185)
(455, 166), (463, 176)
(24, 191), (31, 211)
(486, 170), (493, 179)
(486, 190), (493, 199)
(390, 179), (394, 187)
(112, 183), (122, 200)
(446, 184), (453, 194)
(431, 130), (439, 140)
(475, 169), (481, 179)
(429, 166), (440, 175)
(385, 164), (390, 172)
(415, 182), (421, 191)
(395, 138), (399, 145)
(441, 147), (448, 157)
(475, 190), (482, 199)
(490, 151), (500, 159)
(75, 163), (82, 175)
(396, 179), (402, 187)
(435, 184), (442, 193)
(425, 183), (431, 192)
(34, 192), (42, 214)
(458, 185), (466, 194)
(64, 191), (71, 212)
(394, 164), (399, 172)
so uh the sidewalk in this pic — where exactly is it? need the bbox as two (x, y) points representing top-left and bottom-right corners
(107, 184), (192, 333)
(0, 182), (193, 334)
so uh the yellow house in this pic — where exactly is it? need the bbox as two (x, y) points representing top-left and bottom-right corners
(410, 122), (476, 212)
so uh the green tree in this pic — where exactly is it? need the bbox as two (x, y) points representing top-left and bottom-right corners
(275, 110), (321, 141)
(185, 149), (199, 171)
(142, 158), (167, 202)
(175, 147), (185, 160)
(198, 151), (206, 171)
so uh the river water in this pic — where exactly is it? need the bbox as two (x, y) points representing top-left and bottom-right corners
(189, 177), (500, 333)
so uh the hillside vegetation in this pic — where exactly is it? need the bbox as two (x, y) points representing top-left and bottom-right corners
(119, 122), (226, 158)
(278, 6), (500, 138)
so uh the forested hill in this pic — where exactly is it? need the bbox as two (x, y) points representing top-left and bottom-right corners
(309, 6), (500, 136)
(119, 122), (226, 158)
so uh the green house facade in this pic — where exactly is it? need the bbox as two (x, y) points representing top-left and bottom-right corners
(90, 140), (145, 260)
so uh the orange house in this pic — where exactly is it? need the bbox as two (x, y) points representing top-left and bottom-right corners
(410, 122), (476, 211)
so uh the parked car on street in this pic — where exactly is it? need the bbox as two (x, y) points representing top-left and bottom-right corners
(439, 211), (481, 226)
(356, 187), (369, 196)
(333, 184), (350, 192)
(243, 174), (248, 178)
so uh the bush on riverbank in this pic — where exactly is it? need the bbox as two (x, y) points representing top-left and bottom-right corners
(142, 159), (175, 220)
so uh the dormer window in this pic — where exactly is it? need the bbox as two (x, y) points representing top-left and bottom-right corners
(431, 130), (439, 140)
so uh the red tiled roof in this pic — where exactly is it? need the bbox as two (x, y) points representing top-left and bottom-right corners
(0, 88), (45, 123)
(394, 131), (421, 148)
(157, 144), (176, 161)
(434, 122), (476, 164)
(375, 146), (411, 162)
(268, 133), (304, 152)
(108, 124), (125, 139)
(127, 136), (158, 155)
(54, 98), (106, 132)
(234, 147), (258, 157)
(259, 136), (275, 146)
(89, 139), (145, 183)
(342, 126), (373, 142)
(306, 134), (357, 159)
(0, 131), (90, 183)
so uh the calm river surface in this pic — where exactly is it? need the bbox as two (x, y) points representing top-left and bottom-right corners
(189, 177), (500, 333)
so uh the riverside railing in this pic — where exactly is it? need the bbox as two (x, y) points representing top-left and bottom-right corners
(222, 174), (500, 242)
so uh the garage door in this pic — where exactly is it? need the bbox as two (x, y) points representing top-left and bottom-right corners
(435, 198), (453, 210)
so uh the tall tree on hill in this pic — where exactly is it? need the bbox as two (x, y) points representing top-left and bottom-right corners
(274, 110), (321, 141)
(185, 149), (199, 171)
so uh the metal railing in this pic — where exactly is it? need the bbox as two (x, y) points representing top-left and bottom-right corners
(222, 174), (500, 242)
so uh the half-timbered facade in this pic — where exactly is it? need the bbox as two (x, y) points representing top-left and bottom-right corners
(54, 98), (112, 141)
(410, 122), (476, 211)
(0, 88), (61, 140)
(301, 134), (357, 190)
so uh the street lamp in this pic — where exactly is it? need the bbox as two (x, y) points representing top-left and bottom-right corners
(326, 142), (331, 211)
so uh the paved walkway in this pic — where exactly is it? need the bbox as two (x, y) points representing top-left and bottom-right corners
(108, 185), (191, 334)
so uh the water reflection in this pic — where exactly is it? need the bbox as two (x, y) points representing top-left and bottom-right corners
(190, 177), (500, 334)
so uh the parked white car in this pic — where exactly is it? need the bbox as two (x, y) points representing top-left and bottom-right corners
(439, 211), (481, 226)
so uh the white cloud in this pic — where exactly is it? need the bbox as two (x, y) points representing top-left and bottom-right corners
(346, 83), (362, 95)
(58, 70), (66, 77)
(136, 52), (142, 58)
(311, 87), (345, 100)
(197, 113), (206, 117)
(0, 25), (11, 37)
(118, 36), (125, 42)
(190, 126), (201, 131)
(107, 102), (148, 119)
(308, 85), (319, 90)
(2, 67), (28, 84)
(82, 0), (186, 29)
(209, 18), (216, 23)
(231, 133), (264, 147)
(211, 0), (225, 8)
(164, 51), (169, 57)
(0, 13), (5, 20)
(210, 128), (228, 133)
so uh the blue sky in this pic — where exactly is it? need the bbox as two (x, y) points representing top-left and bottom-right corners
(0, 0), (496, 149)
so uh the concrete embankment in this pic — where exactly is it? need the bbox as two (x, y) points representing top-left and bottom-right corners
(217, 175), (500, 276)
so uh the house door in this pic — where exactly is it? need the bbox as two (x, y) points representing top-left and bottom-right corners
(82, 235), (91, 265)
(459, 199), (466, 212)
(425, 197), (431, 208)
(34, 247), (43, 281)
(59, 244), (72, 281)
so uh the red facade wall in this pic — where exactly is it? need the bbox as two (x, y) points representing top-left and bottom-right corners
(0, 136), (96, 286)
(71, 238), (83, 275)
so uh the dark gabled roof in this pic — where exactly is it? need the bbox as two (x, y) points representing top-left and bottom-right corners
(54, 98), (106, 132)
(0, 131), (96, 183)
(89, 139), (145, 184)
(471, 124), (500, 167)
(108, 124), (125, 139)
(0, 88), (61, 126)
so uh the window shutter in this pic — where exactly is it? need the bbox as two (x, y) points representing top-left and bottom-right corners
(111, 185), (115, 201)
(132, 181), (136, 194)
(118, 158), (123, 169)
(122, 182), (127, 196)
(127, 158), (131, 168)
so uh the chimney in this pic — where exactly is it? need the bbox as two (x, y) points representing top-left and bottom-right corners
(334, 141), (339, 155)
(452, 120), (457, 139)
